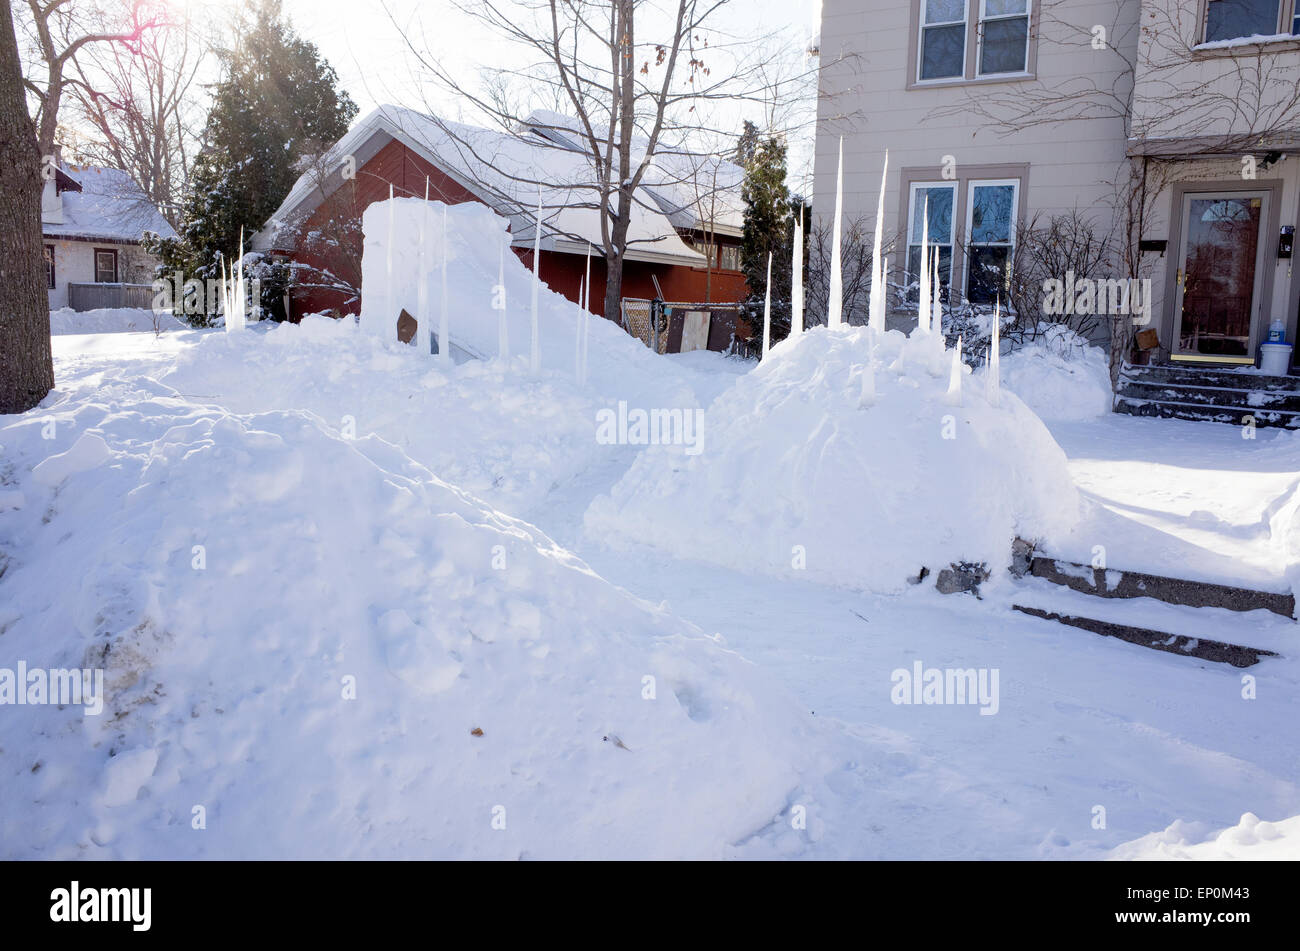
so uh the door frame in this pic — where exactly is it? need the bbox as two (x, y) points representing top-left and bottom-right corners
(1163, 178), (1282, 365)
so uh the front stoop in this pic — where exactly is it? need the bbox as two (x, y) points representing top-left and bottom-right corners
(1114, 362), (1300, 429)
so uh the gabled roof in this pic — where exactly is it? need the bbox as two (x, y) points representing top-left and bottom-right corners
(255, 105), (712, 267)
(521, 109), (745, 237)
(42, 164), (177, 244)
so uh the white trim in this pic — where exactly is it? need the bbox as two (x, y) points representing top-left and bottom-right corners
(962, 178), (1019, 300)
(917, 0), (970, 83)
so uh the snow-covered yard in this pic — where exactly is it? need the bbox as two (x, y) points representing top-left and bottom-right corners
(2, 321), (1297, 860)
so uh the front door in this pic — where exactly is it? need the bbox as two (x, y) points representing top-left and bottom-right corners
(1173, 191), (1269, 364)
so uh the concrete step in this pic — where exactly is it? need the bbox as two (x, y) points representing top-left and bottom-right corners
(1116, 379), (1300, 413)
(1011, 604), (1277, 667)
(1115, 362), (1300, 428)
(1113, 395), (1300, 428)
(1119, 362), (1300, 392)
(1029, 556), (1296, 618)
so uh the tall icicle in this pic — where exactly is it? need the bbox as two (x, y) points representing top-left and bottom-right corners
(219, 254), (229, 329)
(439, 205), (449, 364)
(917, 197), (931, 335)
(385, 184), (395, 338)
(932, 250), (944, 349)
(497, 237), (509, 362)
(575, 275), (585, 381)
(225, 230), (247, 333)
(791, 204), (804, 336)
(762, 252), (773, 358)
(827, 137), (844, 329)
(530, 189), (542, 373)
(580, 243), (591, 384)
(945, 335), (964, 405)
(416, 179), (430, 354)
(867, 151), (889, 332)
(987, 298), (1002, 406)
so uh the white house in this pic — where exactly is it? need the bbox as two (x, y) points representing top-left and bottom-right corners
(42, 160), (177, 311)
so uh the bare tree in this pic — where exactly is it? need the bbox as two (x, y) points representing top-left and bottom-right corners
(389, 0), (814, 323)
(17, 0), (166, 159)
(66, 5), (209, 227)
(1, 2), (53, 414)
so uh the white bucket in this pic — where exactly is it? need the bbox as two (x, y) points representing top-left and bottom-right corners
(1259, 342), (1293, 376)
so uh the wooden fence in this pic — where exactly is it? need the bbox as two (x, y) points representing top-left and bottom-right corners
(67, 282), (156, 312)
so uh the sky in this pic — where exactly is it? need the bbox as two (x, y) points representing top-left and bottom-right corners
(274, 0), (824, 184)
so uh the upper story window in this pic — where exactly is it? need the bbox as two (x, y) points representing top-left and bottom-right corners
(1204, 0), (1298, 43)
(978, 0), (1031, 74)
(919, 0), (968, 81)
(914, 0), (1033, 85)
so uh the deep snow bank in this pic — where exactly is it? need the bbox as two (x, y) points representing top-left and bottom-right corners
(586, 326), (1082, 593)
(1110, 812), (1300, 860)
(50, 307), (187, 335)
(991, 326), (1113, 422)
(0, 373), (816, 859)
(160, 309), (710, 517)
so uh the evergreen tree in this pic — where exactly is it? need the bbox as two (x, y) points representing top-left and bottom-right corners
(739, 129), (792, 305)
(149, 0), (356, 322)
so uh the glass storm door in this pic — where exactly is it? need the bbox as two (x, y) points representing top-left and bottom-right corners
(1173, 192), (1267, 363)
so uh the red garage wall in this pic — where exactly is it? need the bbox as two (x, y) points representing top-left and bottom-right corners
(272, 137), (748, 320)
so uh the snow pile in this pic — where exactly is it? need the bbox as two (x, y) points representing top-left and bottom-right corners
(991, 325), (1113, 421)
(160, 309), (703, 517)
(0, 372), (817, 859)
(360, 197), (599, 366)
(50, 307), (187, 336)
(1110, 812), (1300, 860)
(586, 325), (1082, 593)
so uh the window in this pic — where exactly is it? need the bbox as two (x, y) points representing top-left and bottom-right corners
(44, 245), (55, 290)
(700, 240), (741, 272)
(906, 183), (956, 289)
(978, 0), (1030, 75)
(918, 0), (967, 81)
(964, 180), (1018, 304)
(94, 248), (118, 283)
(1204, 0), (1290, 42)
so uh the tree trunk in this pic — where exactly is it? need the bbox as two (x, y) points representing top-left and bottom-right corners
(0, 4), (54, 414)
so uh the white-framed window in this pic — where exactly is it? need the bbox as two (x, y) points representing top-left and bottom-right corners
(94, 248), (118, 284)
(963, 179), (1018, 304)
(977, 0), (1031, 75)
(918, 0), (968, 81)
(44, 245), (55, 290)
(906, 182), (957, 289)
(1204, 0), (1296, 43)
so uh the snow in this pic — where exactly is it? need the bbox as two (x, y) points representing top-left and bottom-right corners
(1112, 812), (1300, 860)
(5, 201), (1299, 858)
(991, 328), (1114, 422)
(0, 362), (818, 859)
(587, 325), (1081, 594)
(50, 307), (187, 336)
(43, 164), (177, 243)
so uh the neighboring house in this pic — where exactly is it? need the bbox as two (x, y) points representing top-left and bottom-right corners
(252, 105), (748, 324)
(41, 157), (177, 311)
(815, 0), (1300, 372)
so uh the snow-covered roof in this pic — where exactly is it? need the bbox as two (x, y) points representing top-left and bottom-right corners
(521, 109), (744, 236)
(257, 105), (711, 267)
(41, 164), (176, 244)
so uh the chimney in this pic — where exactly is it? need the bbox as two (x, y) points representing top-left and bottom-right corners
(41, 144), (65, 225)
